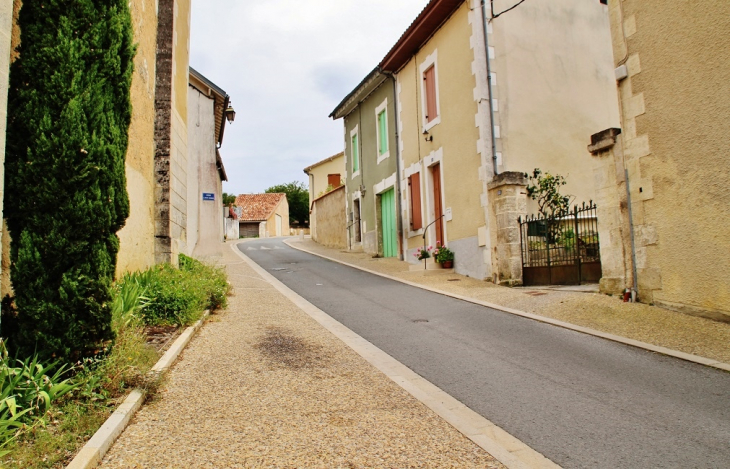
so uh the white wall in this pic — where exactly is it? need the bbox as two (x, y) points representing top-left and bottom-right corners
(187, 87), (224, 259)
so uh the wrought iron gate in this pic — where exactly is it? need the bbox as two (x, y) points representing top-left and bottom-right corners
(518, 202), (602, 286)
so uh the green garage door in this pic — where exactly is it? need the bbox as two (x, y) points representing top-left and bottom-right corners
(381, 189), (398, 258)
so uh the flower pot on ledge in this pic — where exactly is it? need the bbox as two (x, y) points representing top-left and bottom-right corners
(441, 260), (453, 269)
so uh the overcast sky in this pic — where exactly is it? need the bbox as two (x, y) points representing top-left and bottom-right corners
(189, 0), (429, 196)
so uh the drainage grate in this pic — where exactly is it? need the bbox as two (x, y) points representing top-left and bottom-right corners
(412, 319), (429, 323)
(272, 268), (287, 271)
(447, 279), (461, 282)
(525, 291), (548, 296)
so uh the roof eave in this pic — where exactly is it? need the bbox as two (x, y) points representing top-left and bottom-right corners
(329, 68), (388, 120)
(303, 151), (345, 174)
(379, 0), (465, 72)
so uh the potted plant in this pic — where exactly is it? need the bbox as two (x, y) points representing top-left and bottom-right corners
(434, 243), (454, 268)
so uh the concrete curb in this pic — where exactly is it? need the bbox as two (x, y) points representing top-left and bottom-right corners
(66, 310), (211, 469)
(232, 242), (559, 469)
(284, 239), (730, 374)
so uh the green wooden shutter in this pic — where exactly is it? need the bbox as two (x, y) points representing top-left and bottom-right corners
(378, 110), (388, 155)
(352, 133), (359, 172)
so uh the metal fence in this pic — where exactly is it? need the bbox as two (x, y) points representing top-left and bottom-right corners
(518, 202), (602, 286)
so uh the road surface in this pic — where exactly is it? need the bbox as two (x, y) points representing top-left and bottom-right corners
(240, 239), (730, 468)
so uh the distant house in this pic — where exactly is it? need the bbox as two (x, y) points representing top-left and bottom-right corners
(330, 69), (401, 258)
(303, 152), (346, 248)
(235, 193), (290, 238)
(303, 151), (345, 203)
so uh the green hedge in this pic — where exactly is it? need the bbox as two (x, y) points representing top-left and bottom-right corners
(3, 0), (135, 360)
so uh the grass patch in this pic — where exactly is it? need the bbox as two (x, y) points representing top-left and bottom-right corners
(0, 255), (229, 467)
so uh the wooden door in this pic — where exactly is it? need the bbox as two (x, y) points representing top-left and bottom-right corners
(432, 163), (443, 245)
(380, 189), (397, 258)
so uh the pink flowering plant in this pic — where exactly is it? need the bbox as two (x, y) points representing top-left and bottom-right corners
(414, 246), (433, 261)
(433, 242), (454, 263)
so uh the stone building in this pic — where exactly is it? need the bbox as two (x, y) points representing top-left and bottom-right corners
(330, 69), (401, 258)
(589, 1), (730, 321)
(235, 193), (290, 239)
(371, 0), (618, 282)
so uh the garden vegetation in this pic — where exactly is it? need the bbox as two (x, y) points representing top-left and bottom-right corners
(0, 255), (229, 467)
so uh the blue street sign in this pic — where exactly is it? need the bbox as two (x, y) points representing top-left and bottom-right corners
(202, 193), (215, 201)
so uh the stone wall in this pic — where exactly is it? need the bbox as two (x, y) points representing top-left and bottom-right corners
(487, 172), (527, 285)
(116, 0), (159, 276)
(0, 0), (14, 299)
(311, 186), (346, 249)
(154, 0), (190, 265)
(600, 0), (730, 320)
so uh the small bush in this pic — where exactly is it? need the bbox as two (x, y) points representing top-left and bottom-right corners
(135, 255), (229, 326)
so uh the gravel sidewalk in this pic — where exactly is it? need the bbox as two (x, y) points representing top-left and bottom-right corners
(288, 238), (730, 366)
(100, 243), (504, 468)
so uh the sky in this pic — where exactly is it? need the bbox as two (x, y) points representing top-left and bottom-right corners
(189, 0), (429, 196)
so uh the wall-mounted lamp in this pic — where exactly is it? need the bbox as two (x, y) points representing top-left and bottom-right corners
(224, 103), (236, 123)
(423, 129), (433, 142)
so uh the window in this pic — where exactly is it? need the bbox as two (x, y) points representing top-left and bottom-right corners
(375, 98), (390, 164)
(350, 125), (360, 177)
(378, 110), (388, 155)
(424, 66), (437, 123)
(408, 173), (422, 231)
(420, 51), (441, 131)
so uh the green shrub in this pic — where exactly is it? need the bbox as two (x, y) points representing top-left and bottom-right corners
(134, 255), (228, 326)
(3, 0), (136, 360)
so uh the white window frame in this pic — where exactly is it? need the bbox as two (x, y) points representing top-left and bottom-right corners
(375, 98), (390, 164)
(420, 50), (441, 133)
(350, 124), (360, 179)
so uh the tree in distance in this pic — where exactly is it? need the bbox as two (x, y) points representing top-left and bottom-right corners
(265, 182), (309, 227)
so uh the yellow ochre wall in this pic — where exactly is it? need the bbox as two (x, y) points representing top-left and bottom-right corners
(398, 2), (482, 253)
(116, 0), (158, 276)
(306, 153), (344, 203)
(608, 0), (730, 317)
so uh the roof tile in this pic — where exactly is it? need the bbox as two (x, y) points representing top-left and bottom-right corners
(235, 193), (286, 222)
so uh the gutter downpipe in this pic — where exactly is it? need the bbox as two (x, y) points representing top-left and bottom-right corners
(624, 168), (639, 301)
(381, 69), (405, 260)
(481, 0), (499, 176)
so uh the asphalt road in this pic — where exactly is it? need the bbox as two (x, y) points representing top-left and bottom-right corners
(240, 239), (730, 468)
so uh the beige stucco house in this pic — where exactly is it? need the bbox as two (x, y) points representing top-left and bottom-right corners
(588, 1), (730, 321)
(303, 151), (344, 203)
(304, 152), (346, 249)
(380, 0), (618, 282)
(187, 67), (232, 260)
(235, 193), (290, 238)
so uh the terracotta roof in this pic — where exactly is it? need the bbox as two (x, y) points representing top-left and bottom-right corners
(379, 0), (464, 73)
(303, 151), (345, 174)
(235, 193), (286, 222)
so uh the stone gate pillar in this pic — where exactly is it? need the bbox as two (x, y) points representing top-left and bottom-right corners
(487, 172), (528, 286)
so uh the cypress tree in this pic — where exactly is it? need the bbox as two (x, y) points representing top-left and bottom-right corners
(3, 0), (135, 359)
